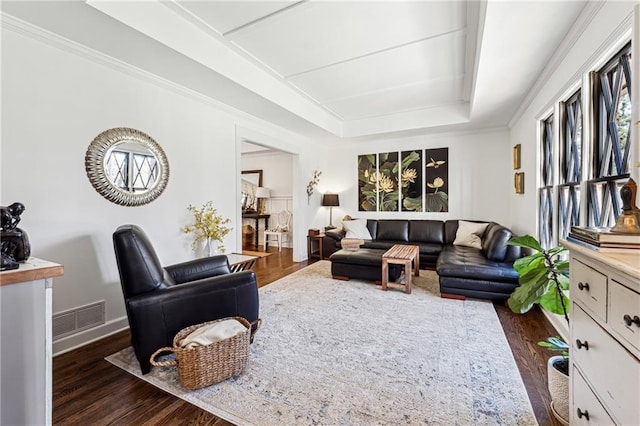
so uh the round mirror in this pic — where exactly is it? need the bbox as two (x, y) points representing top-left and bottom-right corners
(85, 127), (169, 206)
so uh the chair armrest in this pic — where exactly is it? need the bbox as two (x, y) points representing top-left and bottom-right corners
(165, 255), (230, 284)
(126, 271), (259, 350)
(128, 270), (257, 308)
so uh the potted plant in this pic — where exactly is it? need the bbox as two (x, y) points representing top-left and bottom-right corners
(184, 201), (232, 256)
(506, 235), (570, 425)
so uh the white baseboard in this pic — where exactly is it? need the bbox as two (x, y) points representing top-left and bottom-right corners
(542, 310), (569, 342)
(52, 317), (129, 356)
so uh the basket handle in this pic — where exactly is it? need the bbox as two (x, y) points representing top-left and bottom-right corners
(150, 347), (177, 367)
(250, 318), (262, 339)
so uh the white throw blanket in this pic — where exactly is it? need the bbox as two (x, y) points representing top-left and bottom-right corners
(179, 319), (247, 349)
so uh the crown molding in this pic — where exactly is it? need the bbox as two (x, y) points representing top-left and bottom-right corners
(508, 1), (606, 129)
(529, 8), (633, 128)
(0, 12), (309, 143)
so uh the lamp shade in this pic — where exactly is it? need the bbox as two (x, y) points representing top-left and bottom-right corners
(321, 193), (339, 207)
(255, 187), (270, 199)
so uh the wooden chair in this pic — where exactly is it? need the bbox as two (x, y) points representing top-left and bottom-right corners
(264, 210), (292, 251)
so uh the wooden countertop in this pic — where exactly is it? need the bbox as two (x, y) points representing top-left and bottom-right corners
(561, 239), (640, 280)
(0, 257), (64, 286)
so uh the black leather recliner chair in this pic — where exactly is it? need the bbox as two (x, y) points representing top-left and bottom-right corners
(113, 224), (259, 374)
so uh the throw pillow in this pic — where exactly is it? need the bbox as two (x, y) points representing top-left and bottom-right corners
(342, 219), (373, 240)
(453, 220), (489, 249)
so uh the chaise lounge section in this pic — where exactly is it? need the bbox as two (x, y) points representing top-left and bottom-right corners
(327, 219), (522, 301)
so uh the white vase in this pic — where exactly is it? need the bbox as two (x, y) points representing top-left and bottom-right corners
(548, 355), (569, 425)
(204, 238), (217, 257)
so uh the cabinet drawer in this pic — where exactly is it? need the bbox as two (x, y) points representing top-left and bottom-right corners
(571, 366), (615, 425)
(609, 279), (640, 352)
(572, 305), (640, 425)
(572, 259), (607, 322)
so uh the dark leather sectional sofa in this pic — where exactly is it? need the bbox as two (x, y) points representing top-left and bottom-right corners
(325, 219), (522, 301)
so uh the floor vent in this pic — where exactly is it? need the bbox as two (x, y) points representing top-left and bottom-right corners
(53, 301), (105, 340)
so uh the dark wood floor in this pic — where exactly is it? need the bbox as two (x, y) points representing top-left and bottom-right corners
(53, 247), (561, 425)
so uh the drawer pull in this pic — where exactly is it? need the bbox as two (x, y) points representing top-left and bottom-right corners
(576, 408), (590, 420)
(623, 314), (640, 327)
(576, 339), (589, 350)
(578, 282), (589, 291)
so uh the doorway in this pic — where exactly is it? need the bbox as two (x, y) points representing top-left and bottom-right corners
(240, 140), (295, 259)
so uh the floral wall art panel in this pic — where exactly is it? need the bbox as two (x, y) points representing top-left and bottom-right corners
(400, 150), (422, 212)
(425, 148), (449, 212)
(378, 152), (399, 211)
(358, 154), (378, 211)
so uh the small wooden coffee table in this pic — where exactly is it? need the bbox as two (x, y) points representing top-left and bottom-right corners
(381, 244), (419, 294)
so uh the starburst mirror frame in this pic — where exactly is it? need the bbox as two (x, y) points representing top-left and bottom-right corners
(85, 127), (170, 206)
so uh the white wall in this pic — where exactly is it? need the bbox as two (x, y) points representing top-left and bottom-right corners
(508, 1), (636, 237)
(322, 128), (513, 229)
(242, 150), (294, 201)
(0, 25), (324, 354)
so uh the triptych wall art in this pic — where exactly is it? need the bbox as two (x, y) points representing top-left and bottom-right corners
(357, 148), (449, 212)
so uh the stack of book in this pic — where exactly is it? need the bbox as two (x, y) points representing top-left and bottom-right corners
(567, 226), (640, 253)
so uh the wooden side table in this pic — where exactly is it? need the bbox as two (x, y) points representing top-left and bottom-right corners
(226, 253), (258, 273)
(381, 244), (419, 294)
(242, 213), (270, 248)
(307, 234), (324, 260)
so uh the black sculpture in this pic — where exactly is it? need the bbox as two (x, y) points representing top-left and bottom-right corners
(1, 202), (31, 271)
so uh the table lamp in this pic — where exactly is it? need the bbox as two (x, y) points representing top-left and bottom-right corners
(322, 193), (339, 230)
(255, 187), (270, 215)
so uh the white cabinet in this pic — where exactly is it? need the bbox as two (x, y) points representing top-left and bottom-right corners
(564, 240), (640, 425)
(0, 258), (63, 426)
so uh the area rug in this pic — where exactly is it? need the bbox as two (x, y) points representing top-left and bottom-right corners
(241, 250), (272, 258)
(106, 261), (537, 425)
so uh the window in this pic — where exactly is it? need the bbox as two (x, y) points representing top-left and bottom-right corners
(105, 149), (159, 193)
(587, 43), (632, 227)
(558, 90), (582, 240)
(537, 42), (632, 245)
(539, 115), (554, 249)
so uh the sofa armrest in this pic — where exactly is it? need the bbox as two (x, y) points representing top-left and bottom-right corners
(322, 230), (344, 259)
(165, 255), (230, 284)
(325, 229), (345, 241)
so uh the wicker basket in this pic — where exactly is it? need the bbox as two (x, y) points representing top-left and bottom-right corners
(150, 317), (260, 390)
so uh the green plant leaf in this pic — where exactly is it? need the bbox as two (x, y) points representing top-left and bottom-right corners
(540, 286), (571, 316)
(506, 235), (543, 252)
(512, 253), (544, 276)
(507, 234), (571, 324)
(508, 284), (548, 313)
(555, 259), (570, 275)
(517, 264), (549, 288)
(547, 246), (567, 257)
(507, 270), (551, 313)
(538, 337), (569, 357)
(556, 273), (570, 291)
